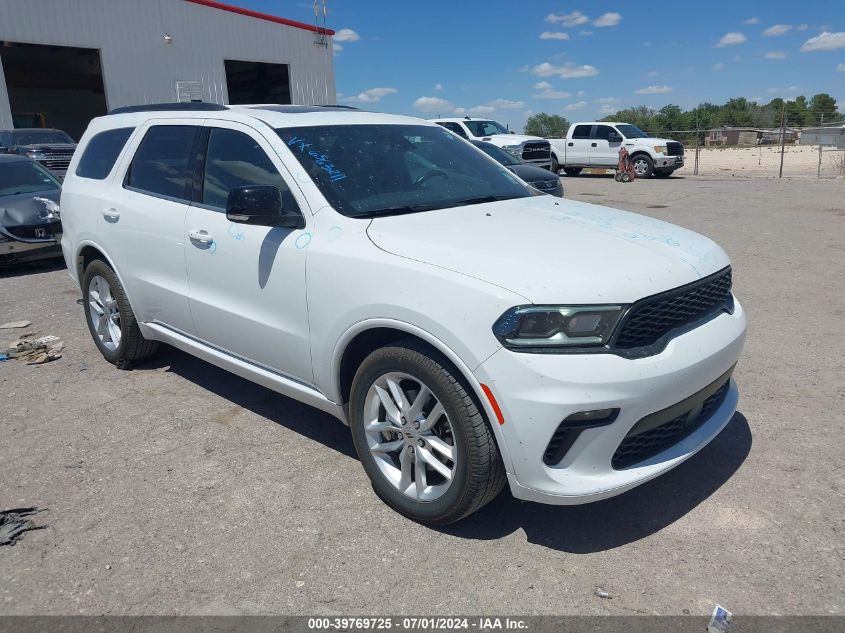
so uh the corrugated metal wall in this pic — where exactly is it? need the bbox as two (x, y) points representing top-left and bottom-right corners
(0, 0), (336, 130)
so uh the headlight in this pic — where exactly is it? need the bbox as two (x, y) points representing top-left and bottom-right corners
(492, 305), (624, 350)
(25, 150), (46, 160)
(653, 146), (667, 154)
(502, 144), (523, 157)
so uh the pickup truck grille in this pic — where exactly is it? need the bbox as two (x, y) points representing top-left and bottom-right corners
(613, 267), (732, 350)
(666, 142), (684, 157)
(522, 141), (550, 161)
(38, 153), (74, 173)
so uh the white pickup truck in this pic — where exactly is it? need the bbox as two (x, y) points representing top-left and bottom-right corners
(549, 122), (684, 178)
(430, 117), (552, 169)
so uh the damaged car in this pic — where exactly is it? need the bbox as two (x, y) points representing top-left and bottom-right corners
(0, 155), (63, 266)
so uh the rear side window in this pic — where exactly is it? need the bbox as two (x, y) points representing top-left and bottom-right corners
(126, 125), (198, 200)
(437, 122), (468, 139)
(75, 127), (134, 179)
(572, 125), (592, 139)
(593, 125), (615, 140)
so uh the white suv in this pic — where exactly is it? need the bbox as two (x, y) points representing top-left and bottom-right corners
(60, 103), (746, 524)
(429, 117), (552, 169)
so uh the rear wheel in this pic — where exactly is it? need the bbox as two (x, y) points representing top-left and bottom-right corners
(631, 154), (654, 178)
(550, 154), (560, 174)
(82, 259), (158, 368)
(349, 340), (505, 525)
(562, 167), (582, 176)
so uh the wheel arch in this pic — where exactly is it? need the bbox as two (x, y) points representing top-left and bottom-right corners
(331, 319), (514, 473)
(75, 242), (132, 305)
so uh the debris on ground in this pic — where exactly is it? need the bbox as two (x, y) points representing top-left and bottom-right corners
(4, 334), (64, 364)
(0, 320), (32, 329)
(0, 353), (7, 362)
(0, 508), (46, 546)
(594, 589), (613, 599)
(708, 604), (732, 633)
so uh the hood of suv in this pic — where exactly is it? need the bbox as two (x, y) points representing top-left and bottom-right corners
(366, 196), (729, 304)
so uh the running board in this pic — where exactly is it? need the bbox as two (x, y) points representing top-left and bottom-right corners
(141, 322), (347, 422)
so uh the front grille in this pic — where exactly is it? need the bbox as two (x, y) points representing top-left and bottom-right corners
(613, 267), (732, 350)
(39, 154), (73, 172)
(666, 142), (684, 157)
(522, 141), (550, 161)
(611, 374), (731, 469)
(2, 221), (62, 240)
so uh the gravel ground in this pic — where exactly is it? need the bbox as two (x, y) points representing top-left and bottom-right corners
(1, 175), (843, 616)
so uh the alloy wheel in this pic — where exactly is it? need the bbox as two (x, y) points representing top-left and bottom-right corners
(87, 274), (121, 351)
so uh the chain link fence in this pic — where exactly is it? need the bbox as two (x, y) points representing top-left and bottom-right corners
(666, 126), (845, 179)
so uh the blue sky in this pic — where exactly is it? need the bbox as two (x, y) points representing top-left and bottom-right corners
(243, 1), (843, 130)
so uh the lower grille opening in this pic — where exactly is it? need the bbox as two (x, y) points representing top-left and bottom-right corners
(611, 369), (733, 470)
(543, 408), (618, 466)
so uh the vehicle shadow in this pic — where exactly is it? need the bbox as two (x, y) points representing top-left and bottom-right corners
(438, 412), (751, 553)
(0, 258), (66, 278)
(137, 347), (750, 551)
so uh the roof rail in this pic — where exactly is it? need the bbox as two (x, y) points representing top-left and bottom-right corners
(108, 103), (229, 115)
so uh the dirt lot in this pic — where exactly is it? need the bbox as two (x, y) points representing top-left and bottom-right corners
(1, 175), (843, 616)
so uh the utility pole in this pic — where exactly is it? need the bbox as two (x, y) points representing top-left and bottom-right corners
(817, 113), (823, 179)
(779, 101), (787, 178)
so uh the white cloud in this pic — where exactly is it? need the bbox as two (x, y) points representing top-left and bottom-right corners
(767, 85), (800, 93)
(540, 31), (570, 40)
(801, 32), (845, 52)
(646, 70), (658, 77)
(434, 83), (443, 91)
(334, 28), (360, 42)
(565, 101), (587, 111)
(599, 103), (616, 115)
(533, 81), (552, 90)
(797, 24), (809, 31)
(342, 87), (397, 103)
(732, 54), (743, 62)
(634, 85), (674, 94)
(529, 62), (599, 79)
(413, 96), (453, 113)
(717, 32), (747, 47)
(579, 31), (593, 36)
(713, 62), (724, 70)
(576, 90), (585, 96)
(533, 84), (573, 99)
(523, 109), (535, 117)
(744, 17), (760, 25)
(593, 12), (622, 27)
(488, 98), (525, 110)
(765, 51), (788, 59)
(546, 11), (589, 27)
(596, 97), (618, 104)
(838, 63), (845, 72)
(453, 105), (495, 116)
(763, 24), (793, 37)
(332, 42), (343, 56)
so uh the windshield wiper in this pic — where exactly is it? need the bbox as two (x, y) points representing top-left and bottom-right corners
(451, 194), (520, 207)
(354, 203), (445, 219)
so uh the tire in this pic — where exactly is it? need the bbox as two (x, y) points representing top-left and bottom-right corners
(349, 339), (506, 525)
(631, 154), (654, 178)
(562, 167), (582, 176)
(82, 259), (158, 368)
(654, 169), (674, 178)
(550, 154), (560, 174)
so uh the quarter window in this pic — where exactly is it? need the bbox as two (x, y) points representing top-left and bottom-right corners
(126, 125), (198, 201)
(201, 128), (296, 211)
(75, 127), (135, 180)
(572, 125), (592, 139)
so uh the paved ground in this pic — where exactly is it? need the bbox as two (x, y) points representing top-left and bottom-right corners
(1, 175), (843, 616)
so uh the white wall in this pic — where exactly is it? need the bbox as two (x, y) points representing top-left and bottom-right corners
(0, 0), (336, 129)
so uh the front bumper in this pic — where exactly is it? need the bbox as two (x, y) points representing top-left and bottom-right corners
(473, 297), (746, 505)
(0, 230), (63, 264)
(654, 155), (684, 171)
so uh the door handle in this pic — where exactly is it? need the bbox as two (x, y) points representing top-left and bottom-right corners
(101, 208), (120, 221)
(189, 230), (214, 245)
(568, 142), (574, 146)
(591, 142), (597, 147)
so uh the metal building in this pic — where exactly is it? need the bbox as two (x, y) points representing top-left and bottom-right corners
(0, 0), (336, 139)
(799, 125), (845, 149)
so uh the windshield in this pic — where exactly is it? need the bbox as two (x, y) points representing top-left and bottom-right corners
(464, 120), (510, 137)
(616, 124), (649, 139)
(0, 161), (61, 196)
(277, 124), (532, 217)
(472, 141), (522, 166)
(12, 129), (75, 146)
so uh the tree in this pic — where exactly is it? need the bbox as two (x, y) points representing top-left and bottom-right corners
(524, 113), (570, 138)
(807, 93), (841, 124)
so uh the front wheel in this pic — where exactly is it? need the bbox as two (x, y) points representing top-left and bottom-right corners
(349, 340), (506, 525)
(550, 154), (560, 174)
(654, 169), (674, 178)
(562, 166), (582, 176)
(631, 154), (654, 178)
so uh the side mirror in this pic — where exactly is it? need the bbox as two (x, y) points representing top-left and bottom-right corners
(226, 185), (303, 229)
